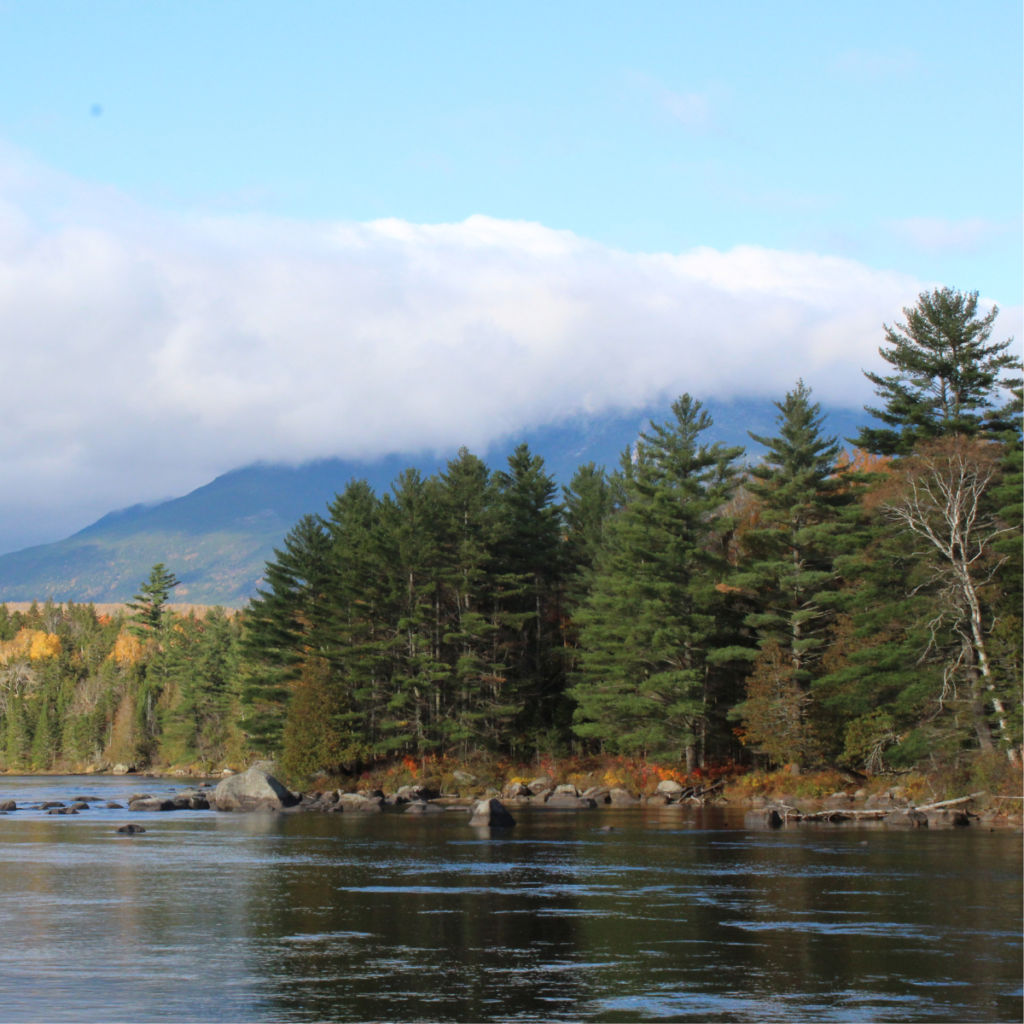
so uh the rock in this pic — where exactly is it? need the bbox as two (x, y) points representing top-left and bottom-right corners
(502, 782), (530, 799)
(112, 764), (132, 775)
(452, 770), (477, 784)
(40, 801), (65, 809)
(468, 798), (516, 828)
(545, 794), (597, 809)
(581, 786), (610, 801)
(127, 793), (152, 804)
(885, 809), (928, 827)
(0, 800), (15, 811)
(655, 779), (685, 797)
(116, 823), (147, 834)
(336, 793), (383, 813)
(825, 794), (853, 808)
(69, 801), (91, 811)
(608, 788), (639, 806)
(212, 766), (298, 812)
(925, 809), (971, 828)
(745, 808), (784, 829)
(647, 793), (670, 806)
(46, 807), (78, 815)
(105, 802), (124, 809)
(553, 784), (579, 797)
(527, 777), (551, 795)
(853, 788), (869, 800)
(130, 798), (176, 812)
(405, 801), (444, 814)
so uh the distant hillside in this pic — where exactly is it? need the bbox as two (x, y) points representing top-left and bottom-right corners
(0, 400), (866, 607)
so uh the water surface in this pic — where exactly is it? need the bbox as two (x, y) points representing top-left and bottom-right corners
(0, 776), (1020, 1022)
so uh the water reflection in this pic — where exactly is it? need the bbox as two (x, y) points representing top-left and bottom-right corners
(0, 780), (1020, 1021)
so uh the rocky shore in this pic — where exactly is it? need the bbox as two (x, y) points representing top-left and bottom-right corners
(2, 764), (1016, 829)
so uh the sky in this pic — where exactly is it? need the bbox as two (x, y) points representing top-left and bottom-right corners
(0, 1), (1020, 553)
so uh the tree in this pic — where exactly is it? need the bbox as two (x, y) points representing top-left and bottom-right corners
(127, 564), (180, 638)
(569, 395), (744, 764)
(730, 382), (855, 763)
(853, 288), (1021, 456)
(880, 437), (1019, 761)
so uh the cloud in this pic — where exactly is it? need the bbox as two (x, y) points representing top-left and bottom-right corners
(0, 149), (934, 549)
(889, 216), (1017, 255)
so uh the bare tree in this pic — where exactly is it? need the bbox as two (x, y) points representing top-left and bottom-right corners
(882, 438), (1019, 762)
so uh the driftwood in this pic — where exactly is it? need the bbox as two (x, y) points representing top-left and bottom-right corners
(914, 792), (986, 812)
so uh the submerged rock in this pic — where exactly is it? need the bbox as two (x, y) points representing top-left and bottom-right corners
(116, 823), (147, 834)
(468, 798), (516, 828)
(608, 788), (639, 807)
(105, 802), (124, 809)
(212, 766), (298, 812)
(884, 809), (928, 827)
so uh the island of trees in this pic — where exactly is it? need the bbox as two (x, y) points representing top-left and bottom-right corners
(1, 288), (1020, 794)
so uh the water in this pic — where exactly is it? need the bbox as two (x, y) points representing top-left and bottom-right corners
(0, 776), (1020, 1022)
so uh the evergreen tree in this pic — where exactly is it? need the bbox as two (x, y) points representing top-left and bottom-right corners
(569, 396), (743, 764)
(127, 564), (180, 638)
(853, 287), (1021, 456)
(730, 381), (855, 764)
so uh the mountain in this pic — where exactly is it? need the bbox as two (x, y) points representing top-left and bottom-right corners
(0, 399), (867, 607)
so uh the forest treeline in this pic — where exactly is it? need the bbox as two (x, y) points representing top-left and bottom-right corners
(1, 288), (1020, 780)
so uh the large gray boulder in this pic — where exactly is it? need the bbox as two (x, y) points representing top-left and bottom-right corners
(469, 798), (516, 828)
(655, 779), (684, 797)
(212, 766), (298, 812)
(885, 808), (928, 827)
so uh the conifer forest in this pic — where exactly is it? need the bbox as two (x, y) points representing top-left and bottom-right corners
(2, 289), (1021, 785)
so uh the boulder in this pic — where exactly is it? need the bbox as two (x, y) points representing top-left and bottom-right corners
(553, 783), (578, 797)
(129, 798), (176, 812)
(405, 801), (444, 814)
(655, 779), (684, 797)
(581, 786), (610, 801)
(452, 770), (477, 784)
(116, 823), (147, 834)
(69, 801), (91, 811)
(212, 766), (298, 812)
(646, 793), (671, 806)
(885, 809), (928, 827)
(468, 798), (516, 828)
(0, 800), (16, 811)
(608, 788), (639, 806)
(745, 808), (784, 829)
(545, 794), (597, 809)
(112, 764), (132, 775)
(336, 793), (383, 813)
(40, 801), (65, 809)
(925, 809), (971, 828)
(527, 777), (551, 795)
(127, 793), (152, 804)
(46, 807), (78, 815)
(502, 782), (529, 799)
(105, 802), (124, 809)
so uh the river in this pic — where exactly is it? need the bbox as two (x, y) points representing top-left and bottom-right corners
(0, 775), (1020, 1022)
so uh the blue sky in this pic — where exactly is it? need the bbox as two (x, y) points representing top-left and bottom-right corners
(0, 1), (1020, 552)
(1, 1), (1019, 298)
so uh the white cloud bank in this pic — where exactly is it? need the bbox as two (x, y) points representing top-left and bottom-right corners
(4, 151), (1010, 551)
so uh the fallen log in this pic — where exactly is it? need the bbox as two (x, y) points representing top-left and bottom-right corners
(914, 792), (986, 812)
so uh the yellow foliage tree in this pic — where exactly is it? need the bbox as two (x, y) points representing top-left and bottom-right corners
(29, 631), (61, 661)
(111, 631), (144, 666)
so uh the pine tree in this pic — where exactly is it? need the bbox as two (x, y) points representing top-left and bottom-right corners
(127, 564), (180, 639)
(853, 287), (1021, 456)
(569, 396), (743, 763)
(730, 381), (856, 764)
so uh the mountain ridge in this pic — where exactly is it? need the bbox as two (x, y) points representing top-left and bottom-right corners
(0, 400), (867, 607)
